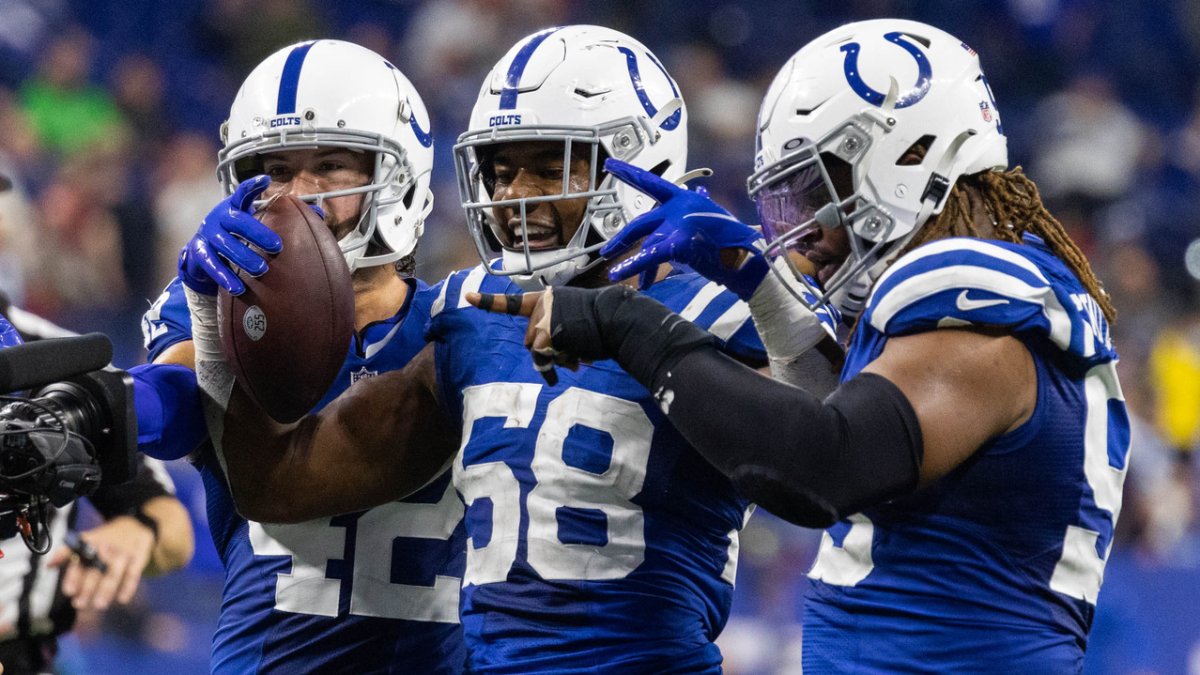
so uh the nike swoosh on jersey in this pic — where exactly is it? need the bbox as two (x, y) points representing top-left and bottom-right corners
(956, 290), (1010, 311)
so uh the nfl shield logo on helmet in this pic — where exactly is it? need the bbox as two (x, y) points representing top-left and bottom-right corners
(979, 100), (992, 123)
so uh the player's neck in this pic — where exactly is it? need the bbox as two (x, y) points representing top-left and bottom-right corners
(351, 265), (409, 332)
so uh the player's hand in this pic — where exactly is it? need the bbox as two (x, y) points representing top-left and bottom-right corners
(49, 515), (156, 610)
(602, 158), (769, 300)
(179, 175), (282, 296)
(465, 289), (579, 386)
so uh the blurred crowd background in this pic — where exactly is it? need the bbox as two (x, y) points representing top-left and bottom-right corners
(0, 0), (1198, 672)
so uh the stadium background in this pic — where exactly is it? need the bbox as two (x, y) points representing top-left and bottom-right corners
(0, 0), (1197, 672)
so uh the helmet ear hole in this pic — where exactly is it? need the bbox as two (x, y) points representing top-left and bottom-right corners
(401, 183), (415, 209)
(897, 135), (935, 166)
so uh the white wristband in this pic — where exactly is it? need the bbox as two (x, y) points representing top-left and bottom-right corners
(748, 261), (834, 361)
(183, 286), (236, 470)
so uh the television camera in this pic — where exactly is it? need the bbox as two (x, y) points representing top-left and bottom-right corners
(0, 334), (136, 555)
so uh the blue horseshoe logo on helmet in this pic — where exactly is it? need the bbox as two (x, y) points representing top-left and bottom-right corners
(384, 59), (433, 148)
(616, 46), (682, 131)
(841, 31), (932, 109)
(407, 99), (433, 148)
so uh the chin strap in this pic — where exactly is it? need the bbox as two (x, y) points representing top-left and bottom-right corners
(183, 286), (236, 476)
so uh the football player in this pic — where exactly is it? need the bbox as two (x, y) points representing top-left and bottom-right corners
(139, 41), (467, 674)
(181, 26), (780, 673)
(470, 19), (1131, 671)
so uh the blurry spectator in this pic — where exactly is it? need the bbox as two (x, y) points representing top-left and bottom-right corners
(17, 26), (128, 157)
(24, 150), (129, 316)
(151, 133), (222, 289)
(195, 0), (329, 76)
(111, 54), (170, 157)
(0, 161), (36, 305)
(670, 43), (758, 142)
(1149, 316), (1200, 457)
(1029, 71), (1146, 216)
(0, 89), (45, 185)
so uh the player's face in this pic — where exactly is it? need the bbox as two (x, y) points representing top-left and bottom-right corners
(259, 148), (373, 241)
(757, 156), (854, 286)
(485, 141), (592, 251)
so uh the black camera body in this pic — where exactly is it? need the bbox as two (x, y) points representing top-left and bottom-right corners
(0, 335), (137, 552)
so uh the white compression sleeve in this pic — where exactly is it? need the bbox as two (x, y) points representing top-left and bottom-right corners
(748, 261), (842, 398)
(183, 286), (236, 471)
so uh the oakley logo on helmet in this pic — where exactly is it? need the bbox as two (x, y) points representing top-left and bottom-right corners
(841, 31), (932, 109)
(783, 137), (806, 151)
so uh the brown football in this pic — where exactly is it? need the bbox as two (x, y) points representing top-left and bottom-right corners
(217, 195), (354, 423)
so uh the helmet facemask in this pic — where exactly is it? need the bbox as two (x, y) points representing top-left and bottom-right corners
(219, 126), (429, 273)
(455, 122), (641, 289)
(218, 40), (436, 275)
(455, 25), (689, 289)
(749, 19), (1010, 318)
(750, 109), (909, 317)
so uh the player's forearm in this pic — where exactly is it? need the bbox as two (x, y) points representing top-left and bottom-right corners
(220, 363), (458, 523)
(551, 286), (924, 527)
(218, 386), (344, 522)
(140, 495), (194, 575)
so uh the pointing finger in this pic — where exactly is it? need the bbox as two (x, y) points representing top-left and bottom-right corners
(604, 158), (681, 204)
(466, 291), (541, 317)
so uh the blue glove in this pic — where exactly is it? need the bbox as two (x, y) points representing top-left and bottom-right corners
(0, 315), (23, 349)
(178, 175), (282, 296)
(602, 158), (769, 300)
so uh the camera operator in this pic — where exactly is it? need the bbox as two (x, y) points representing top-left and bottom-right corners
(0, 293), (194, 674)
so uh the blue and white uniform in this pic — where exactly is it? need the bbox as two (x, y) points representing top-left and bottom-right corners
(427, 266), (765, 674)
(143, 277), (467, 675)
(804, 234), (1130, 672)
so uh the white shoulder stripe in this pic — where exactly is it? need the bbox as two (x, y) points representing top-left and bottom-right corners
(430, 277), (452, 318)
(679, 281), (726, 323)
(870, 264), (1073, 351)
(457, 266), (489, 309)
(872, 238), (1050, 303)
(709, 300), (751, 342)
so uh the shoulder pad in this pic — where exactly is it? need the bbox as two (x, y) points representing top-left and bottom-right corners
(142, 278), (194, 360)
(863, 237), (1115, 365)
(649, 273), (765, 359)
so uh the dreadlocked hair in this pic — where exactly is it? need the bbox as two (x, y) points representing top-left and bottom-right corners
(900, 166), (1116, 323)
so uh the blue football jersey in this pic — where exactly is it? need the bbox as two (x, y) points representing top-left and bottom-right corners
(143, 277), (467, 675)
(426, 266), (765, 674)
(804, 235), (1130, 672)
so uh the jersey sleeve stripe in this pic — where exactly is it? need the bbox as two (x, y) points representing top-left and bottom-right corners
(456, 266), (489, 310)
(869, 264), (1073, 351)
(873, 237), (1051, 293)
(430, 275), (453, 318)
(709, 301), (752, 342)
(678, 281), (727, 324)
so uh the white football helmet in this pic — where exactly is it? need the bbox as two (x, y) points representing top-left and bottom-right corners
(453, 25), (688, 289)
(218, 40), (434, 272)
(749, 19), (1008, 316)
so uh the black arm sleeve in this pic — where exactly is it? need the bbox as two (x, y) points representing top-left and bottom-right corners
(551, 286), (924, 528)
